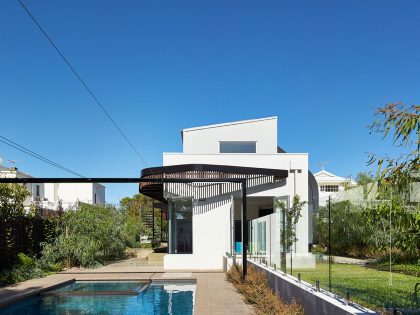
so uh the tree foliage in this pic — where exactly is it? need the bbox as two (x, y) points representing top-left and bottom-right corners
(42, 203), (143, 268)
(0, 183), (31, 218)
(120, 194), (153, 218)
(316, 201), (374, 257)
(368, 103), (419, 192)
(364, 102), (419, 261)
(316, 199), (419, 261)
(275, 195), (306, 251)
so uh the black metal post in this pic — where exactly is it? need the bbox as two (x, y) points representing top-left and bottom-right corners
(160, 207), (163, 242)
(152, 199), (155, 244)
(290, 247), (293, 275)
(242, 179), (247, 281)
(328, 196), (332, 292)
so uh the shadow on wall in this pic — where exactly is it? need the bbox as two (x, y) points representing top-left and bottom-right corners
(165, 179), (287, 215)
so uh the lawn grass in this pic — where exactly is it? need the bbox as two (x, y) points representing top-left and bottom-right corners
(294, 263), (419, 311)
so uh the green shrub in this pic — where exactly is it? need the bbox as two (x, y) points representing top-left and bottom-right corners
(226, 264), (304, 315)
(40, 203), (133, 268)
(0, 253), (47, 285)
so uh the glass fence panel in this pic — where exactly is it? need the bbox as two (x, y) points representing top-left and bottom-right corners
(294, 196), (329, 291)
(326, 197), (419, 312)
(248, 191), (419, 314)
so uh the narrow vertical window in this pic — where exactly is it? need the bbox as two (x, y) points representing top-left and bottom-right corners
(168, 198), (192, 254)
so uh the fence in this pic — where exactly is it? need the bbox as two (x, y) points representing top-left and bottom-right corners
(0, 217), (57, 269)
(248, 192), (420, 314)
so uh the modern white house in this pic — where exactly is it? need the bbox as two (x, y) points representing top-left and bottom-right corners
(0, 165), (105, 210)
(314, 168), (356, 205)
(140, 117), (318, 271)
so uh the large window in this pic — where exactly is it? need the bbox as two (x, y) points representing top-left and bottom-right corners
(219, 141), (256, 153)
(168, 198), (193, 254)
(320, 185), (339, 192)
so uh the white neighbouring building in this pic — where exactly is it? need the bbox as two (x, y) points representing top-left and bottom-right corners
(313, 169), (356, 205)
(140, 117), (319, 271)
(0, 165), (105, 210)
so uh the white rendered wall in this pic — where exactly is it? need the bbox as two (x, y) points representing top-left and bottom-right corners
(57, 183), (92, 204)
(44, 183), (105, 206)
(164, 200), (231, 270)
(182, 117), (278, 154)
(43, 183), (56, 202)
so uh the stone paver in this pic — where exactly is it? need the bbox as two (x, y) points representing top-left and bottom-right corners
(323, 255), (377, 265)
(194, 273), (253, 315)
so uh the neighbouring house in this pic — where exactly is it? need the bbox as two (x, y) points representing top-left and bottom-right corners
(139, 116), (318, 270)
(313, 168), (356, 205)
(0, 165), (105, 210)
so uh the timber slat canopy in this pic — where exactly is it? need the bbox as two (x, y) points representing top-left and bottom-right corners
(139, 164), (288, 203)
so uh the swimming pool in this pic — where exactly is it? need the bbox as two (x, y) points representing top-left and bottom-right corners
(1, 280), (195, 314)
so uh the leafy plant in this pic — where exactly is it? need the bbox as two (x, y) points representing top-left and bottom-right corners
(368, 103), (419, 195)
(41, 203), (129, 268)
(0, 253), (49, 285)
(316, 200), (374, 257)
(226, 264), (304, 315)
(275, 195), (306, 270)
(0, 183), (31, 219)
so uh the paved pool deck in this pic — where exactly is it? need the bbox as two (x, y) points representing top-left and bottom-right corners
(0, 262), (253, 315)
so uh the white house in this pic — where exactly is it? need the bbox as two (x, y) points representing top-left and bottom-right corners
(314, 168), (356, 205)
(0, 164), (105, 210)
(43, 182), (105, 210)
(140, 117), (318, 271)
(0, 165), (44, 207)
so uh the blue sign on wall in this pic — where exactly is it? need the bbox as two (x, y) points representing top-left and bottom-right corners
(235, 242), (242, 253)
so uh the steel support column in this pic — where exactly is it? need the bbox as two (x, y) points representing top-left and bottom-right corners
(152, 199), (155, 244)
(160, 207), (163, 242)
(241, 179), (247, 280)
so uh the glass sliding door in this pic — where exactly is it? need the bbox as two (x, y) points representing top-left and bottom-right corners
(168, 198), (193, 254)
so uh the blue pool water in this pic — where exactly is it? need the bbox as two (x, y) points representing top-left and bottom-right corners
(1, 281), (195, 315)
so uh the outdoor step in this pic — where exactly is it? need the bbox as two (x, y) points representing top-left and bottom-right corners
(148, 253), (166, 264)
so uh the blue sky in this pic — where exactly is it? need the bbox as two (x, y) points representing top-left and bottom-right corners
(1, 0), (419, 203)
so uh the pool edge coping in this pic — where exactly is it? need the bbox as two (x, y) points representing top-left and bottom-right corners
(0, 278), (76, 309)
(0, 277), (198, 309)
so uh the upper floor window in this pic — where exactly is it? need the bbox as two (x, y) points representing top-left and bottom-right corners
(219, 141), (256, 153)
(320, 185), (339, 192)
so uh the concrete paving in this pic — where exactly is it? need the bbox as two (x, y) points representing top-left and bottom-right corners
(0, 260), (253, 314)
(323, 255), (376, 265)
(194, 273), (253, 315)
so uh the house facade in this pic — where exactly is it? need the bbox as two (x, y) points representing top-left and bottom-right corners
(140, 117), (317, 270)
(0, 165), (105, 210)
(314, 169), (355, 205)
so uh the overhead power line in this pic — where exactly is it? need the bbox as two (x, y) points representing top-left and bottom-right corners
(16, 0), (152, 170)
(0, 135), (84, 178)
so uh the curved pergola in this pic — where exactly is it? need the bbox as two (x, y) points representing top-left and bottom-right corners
(139, 163), (288, 203)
